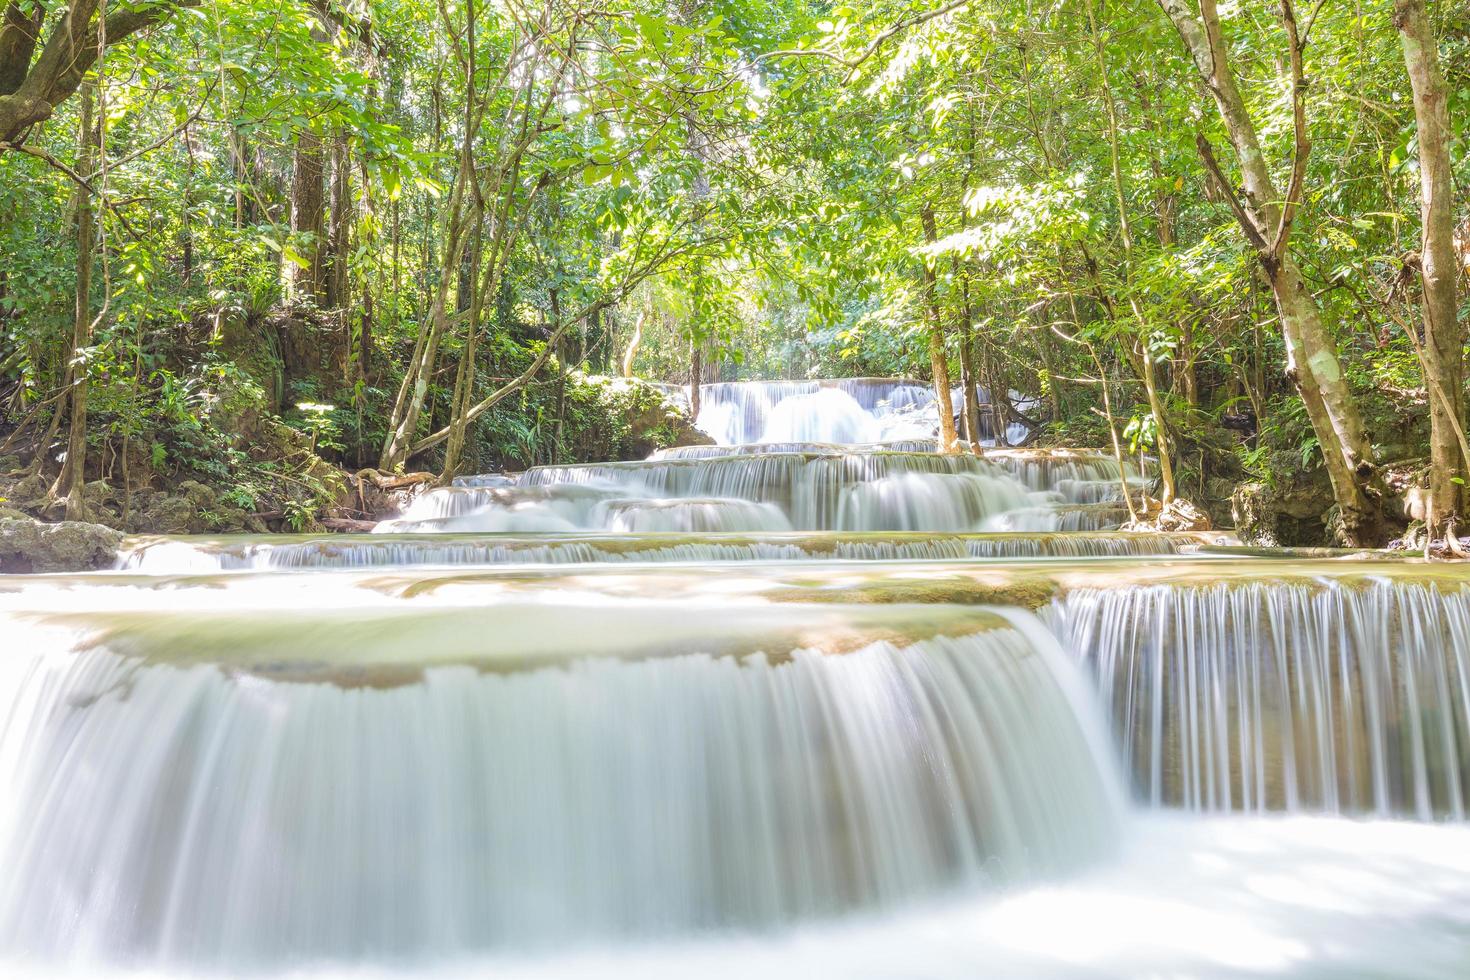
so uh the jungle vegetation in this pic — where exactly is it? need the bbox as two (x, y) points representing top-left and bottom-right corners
(0, 0), (1466, 546)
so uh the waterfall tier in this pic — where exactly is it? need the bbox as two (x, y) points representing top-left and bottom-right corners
(1052, 578), (1470, 817)
(685, 378), (1035, 447)
(382, 450), (1142, 534)
(116, 530), (1228, 573)
(0, 593), (1121, 964)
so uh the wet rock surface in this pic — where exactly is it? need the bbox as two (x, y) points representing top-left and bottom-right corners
(0, 517), (123, 572)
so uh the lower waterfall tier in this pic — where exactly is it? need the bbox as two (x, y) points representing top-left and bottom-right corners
(0, 593), (1122, 966)
(3, 557), (1468, 972)
(1052, 579), (1470, 817)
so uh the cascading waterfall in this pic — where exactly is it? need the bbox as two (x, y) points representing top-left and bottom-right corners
(383, 450), (1141, 535)
(651, 439), (945, 458)
(115, 530), (1218, 573)
(0, 598), (1121, 966)
(7, 374), (1470, 977)
(1051, 578), (1470, 817)
(691, 379), (941, 445)
(689, 378), (1024, 447)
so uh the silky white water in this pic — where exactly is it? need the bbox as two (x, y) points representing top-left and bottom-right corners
(1051, 578), (1470, 817)
(688, 378), (1032, 447)
(383, 449), (1142, 534)
(115, 530), (1218, 572)
(5, 377), (1470, 978)
(0, 590), (1122, 967)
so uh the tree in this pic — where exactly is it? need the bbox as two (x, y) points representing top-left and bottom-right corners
(0, 1), (191, 146)
(1394, 0), (1466, 542)
(1157, 0), (1385, 545)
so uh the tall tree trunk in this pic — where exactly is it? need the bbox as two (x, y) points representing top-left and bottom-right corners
(287, 127), (326, 303)
(325, 132), (351, 310)
(954, 267), (981, 449)
(957, 315), (981, 449)
(441, 218), (488, 482)
(1395, 0), (1466, 538)
(51, 82), (96, 520)
(622, 310), (644, 378)
(1088, 0), (1176, 504)
(920, 207), (958, 452)
(1160, 0), (1383, 544)
(1136, 342), (1177, 503)
(689, 338), (702, 419)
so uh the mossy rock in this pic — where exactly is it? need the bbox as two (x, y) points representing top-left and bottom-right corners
(0, 517), (123, 572)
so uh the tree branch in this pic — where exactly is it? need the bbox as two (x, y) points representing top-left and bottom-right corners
(754, 0), (974, 83)
(1195, 130), (1269, 251)
(1270, 0), (1310, 261)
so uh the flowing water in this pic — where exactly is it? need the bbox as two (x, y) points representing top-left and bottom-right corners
(2, 378), (1469, 977)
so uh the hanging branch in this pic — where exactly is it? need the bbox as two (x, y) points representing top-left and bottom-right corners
(1193, 131), (1268, 251)
(1270, 0), (1310, 262)
(753, 0), (974, 82)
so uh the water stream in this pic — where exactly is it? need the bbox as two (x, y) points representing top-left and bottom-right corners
(2, 378), (1468, 976)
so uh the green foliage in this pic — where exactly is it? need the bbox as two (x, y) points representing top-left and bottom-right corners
(0, 0), (1459, 525)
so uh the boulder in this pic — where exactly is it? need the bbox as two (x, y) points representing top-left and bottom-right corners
(1121, 497), (1214, 533)
(5, 472), (50, 511)
(0, 518), (123, 573)
(1231, 476), (1337, 547)
(138, 493), (200, 534)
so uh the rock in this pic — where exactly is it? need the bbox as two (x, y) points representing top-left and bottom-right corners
(7, 473), (49, 511)
(1154, 498), (1213, 532)
(1122, 497), (1214, 533)
(0, 517), (123, 573)
(176, 480), (219, 510)
(1230, 476), (1336, 547)
(1231, 483), (1281, 547)
(139, 494), (199, 534)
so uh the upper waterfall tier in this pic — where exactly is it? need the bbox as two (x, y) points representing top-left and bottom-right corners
(0, 588), (1121, 964)
(383, 450), (1144, 535)
(689, 379), (934, 445)
(681, 379), (1030, 447)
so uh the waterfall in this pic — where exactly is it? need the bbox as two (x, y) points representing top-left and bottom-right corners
(115, 531), (1216, 572)
(13, 374), (1470, 977)
(375, 451), (1129, 535)
(591, 498), (794, 533)
(651, 440), (945, 458)
(758, 389), (880, 444)
(1051, 578), (1470, 817)
(692, 379), (982, 446)
(0, 599), (1122, 965)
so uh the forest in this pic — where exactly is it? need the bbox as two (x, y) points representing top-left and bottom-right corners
(7, 2), (1470, 974)
(1, 0), (1467, 549)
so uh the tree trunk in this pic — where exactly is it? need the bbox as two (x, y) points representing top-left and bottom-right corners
(957, 316), (981, 449)
(622, 310), (644, 378)
(1395, 0), (1465, 536)
(50, 81), (96, 520)
(1137, 342), (1176, 503)
(325, 131), (351, 310)
(920, 207), (958, 451)
(438, 211), (489, 481)
(1159, 0), (1383, 544)
(1271, 255), (1382, 539)
(287, 127), (326, 303)
(689, 339), (702, 419)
